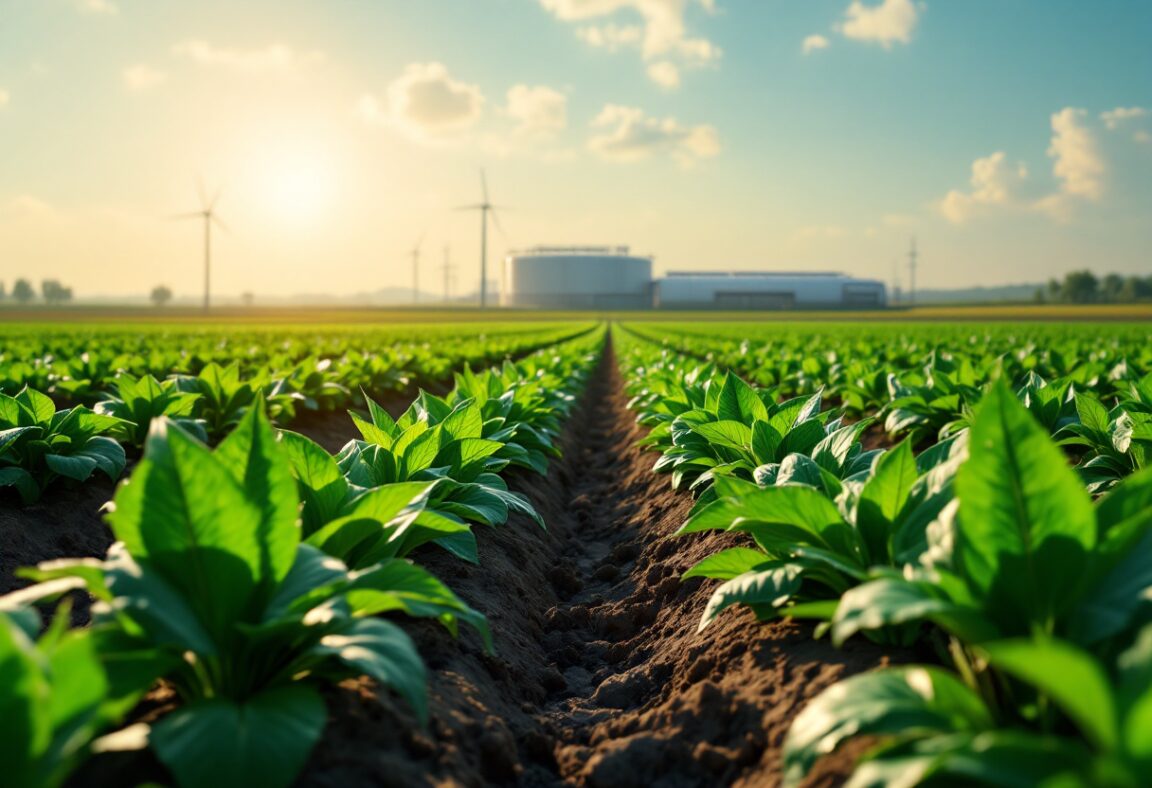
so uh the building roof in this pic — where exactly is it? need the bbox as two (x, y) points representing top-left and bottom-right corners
(666, 271), (847, 278)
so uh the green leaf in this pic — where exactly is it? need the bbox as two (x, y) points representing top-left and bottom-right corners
(698, 564), (803, 630)
(77, 436), (126, 479)
(0, 614), (50, 787)
(779, 419), (827, 458)
(346, 559), (490, 648)
(1117, 625), (1152, 769)
(782, 666), (993, 788)
(751, 420), (783, 465)
(279, 430), (348, 529)
(0, 466), (40, 504)
(856, 440), (917, 566)
(832, 577), (999, 647)
(693, 420), (754, 451)
(728, 485), (853, 555)
(716, 373), (767, 422)
(313, 617), (428, 723)
(106, 420), (267, 642)
(683, 547), (769, 581)
(983, 638), (1119, 752)
(955, 382), (1096, 634)
(150, 686), (326, 788)
(17, 387), (57, 426)
(43, 453), (98, 482)
(215, 407), (300, 590)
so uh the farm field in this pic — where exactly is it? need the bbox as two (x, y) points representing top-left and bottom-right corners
(3, 317), (1152, 788)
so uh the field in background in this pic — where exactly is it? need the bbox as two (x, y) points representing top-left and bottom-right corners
(0, 302), (1150, 324)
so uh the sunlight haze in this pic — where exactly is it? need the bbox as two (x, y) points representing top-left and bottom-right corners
(1, 0), (1149, 300)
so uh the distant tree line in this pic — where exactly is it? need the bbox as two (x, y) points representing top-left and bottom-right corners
(1037, 270), (1152, 304)
(0, 278), (74, 305)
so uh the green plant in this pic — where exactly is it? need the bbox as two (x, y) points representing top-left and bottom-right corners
(96, 373), (206, 447)
(831, 383), (1152, 652)
(0, 609), (139, 788)
(280, 429), (480, 567)
(338, 393), (543, 530)
(783, 628), (1152, 787)
(676, 435), (965, 634)
(0, 386), (127, 503)
(11, 407), (486, 788)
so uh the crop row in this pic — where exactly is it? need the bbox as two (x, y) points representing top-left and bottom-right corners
(626, 321), (1152, 494)
(616, 324), (1152, 786)
(0, 323), (595, 503)
(0, 326), (606, 788)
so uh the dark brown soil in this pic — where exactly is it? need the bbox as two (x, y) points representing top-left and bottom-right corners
(0, 475), (119, 599)
(295, 338), (893, 787)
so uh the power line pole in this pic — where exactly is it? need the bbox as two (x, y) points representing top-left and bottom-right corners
(908, 236), (918, 307)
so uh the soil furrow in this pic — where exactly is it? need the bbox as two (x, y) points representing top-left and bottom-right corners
(299, 333), (895, 787)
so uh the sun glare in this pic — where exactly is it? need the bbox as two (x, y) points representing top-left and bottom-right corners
(253, 145), (337, 226)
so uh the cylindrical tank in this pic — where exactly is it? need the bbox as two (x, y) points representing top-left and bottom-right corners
(504, 246), (653, 309)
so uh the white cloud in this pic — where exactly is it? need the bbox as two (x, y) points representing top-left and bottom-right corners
(1047, 107), (1104, 201)
(938, 151), (1028, 224)
(588, 104), (719, 164)
(506, 84), (567, 137)
(541, 0), (720, 87)
(1100, 106), (1148, 130)
(646, 61), (680, 88)
(576, 23), (643, 50)
(0, 89), (9, 109)
(1100, 106), (1150, 143)
(938, 108), (1110, 224)
(172, 41), (325, 72)
(360, 62), (484, 141)
(802, 34), (830, 54)
(122, 64), (167, 91)
(838, 0), (921, 48)
(77, 0), (117, 14)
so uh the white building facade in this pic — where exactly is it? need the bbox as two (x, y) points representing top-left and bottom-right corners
(503, 246), (653, 309)
(654, 271), (887, 309)
(502, 247), (887, 310)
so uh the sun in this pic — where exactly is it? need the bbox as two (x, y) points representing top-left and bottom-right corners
(253, 144), (338, 226)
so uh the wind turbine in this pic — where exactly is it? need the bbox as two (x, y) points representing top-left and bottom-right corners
(172, 179), (228, 313)
(409, 234), (425, 305)
(456, 169), (509, 309)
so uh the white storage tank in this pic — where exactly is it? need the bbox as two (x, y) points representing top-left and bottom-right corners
(654, 271), (887, 309)
(504, 246), (653, 309)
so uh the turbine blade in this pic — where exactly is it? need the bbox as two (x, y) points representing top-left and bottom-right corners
(490, 207), (509, 242)
(455, 204), (484, 211)
(196, 175), (208, 209)
(209, 184), (224, 211)
(211, 213), (231, 233)
(168, 211), (203, 220)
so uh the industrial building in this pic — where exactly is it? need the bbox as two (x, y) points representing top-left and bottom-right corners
(654, 271), (886, 309)
(503, 246), (653, 309)
(503, 246), (887, 310)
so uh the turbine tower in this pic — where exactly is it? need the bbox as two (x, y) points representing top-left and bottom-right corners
(441, 246), (455, 303)
(172, 180), (227, 313)
(908, 236), (918, 307)
(409, 234), (425, 305)
(456, 169), (508, 309)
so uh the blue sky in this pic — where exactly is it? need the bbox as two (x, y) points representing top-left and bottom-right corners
(0, 0), (1149, 299)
